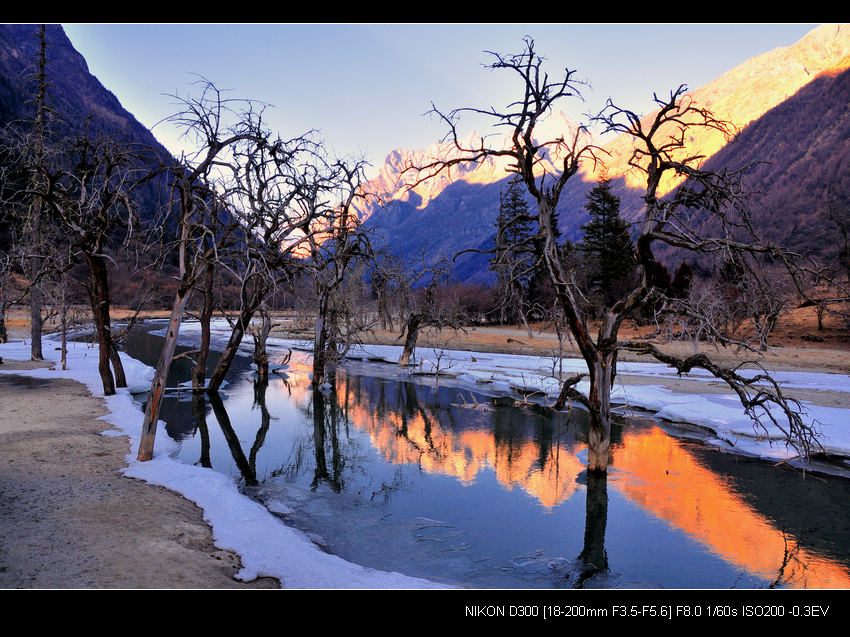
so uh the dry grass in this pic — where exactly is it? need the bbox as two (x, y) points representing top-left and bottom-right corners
(325, 304), (850, 375)
(5, 303), (849, 375)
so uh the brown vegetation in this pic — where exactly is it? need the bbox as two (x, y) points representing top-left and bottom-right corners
(5, 299), (848, 377)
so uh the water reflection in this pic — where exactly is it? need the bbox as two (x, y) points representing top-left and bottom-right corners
(609, 427), (850, 589)
(191, 393), (211, 469)
(128, 327), (850, 589)
(311, 390), (343, 492)
(337, 369), (593, 507)
(578, 472), (609, 586)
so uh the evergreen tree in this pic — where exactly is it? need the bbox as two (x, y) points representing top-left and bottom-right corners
(490, 178), (535, 329)
(670, 261), (694, 299)
(579, 179), (635, 308)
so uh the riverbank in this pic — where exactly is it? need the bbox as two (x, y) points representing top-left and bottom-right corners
(2, 313), (849, 588)
(0, 334), (448, 589)
(0, 363), (280, 589)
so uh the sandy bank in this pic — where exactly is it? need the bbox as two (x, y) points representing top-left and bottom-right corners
(0, 371), (278, 589)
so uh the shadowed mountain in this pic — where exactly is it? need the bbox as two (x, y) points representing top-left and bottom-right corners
(0, 24), (181, 304)
(361, 24), (850, 283)
(0, 24), (171, 165)
(0, 24), (174, 241)
(692, 65), (850, 263)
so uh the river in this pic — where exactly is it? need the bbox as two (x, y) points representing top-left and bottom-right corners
(121, 322), (850, 589)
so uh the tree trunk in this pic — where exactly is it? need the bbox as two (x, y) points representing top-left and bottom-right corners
(192, 262), (215, 390)
(398, 314), (422, 366)
(29, 268), (43, 362)
(86, 255), (116, 395)
(137, 289), (191, 461)
(208, 305), (256, 392)
(0, 303), (8, 344)
(28, 26), (47, 363)
(252, 306), (271, 384)
(519, 308), (533, 339)
(109, 339), (127, 388)
(60, 293), (67, 370)
(586, 354), (614, 474)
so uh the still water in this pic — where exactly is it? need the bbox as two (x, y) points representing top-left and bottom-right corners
(124, 324), (850, 589)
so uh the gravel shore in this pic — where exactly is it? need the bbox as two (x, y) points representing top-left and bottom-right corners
(0, 366), (279, 589)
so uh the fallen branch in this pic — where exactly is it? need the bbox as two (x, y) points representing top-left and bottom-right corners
(619, 340), (822, 461)
(553, 372), (588, 411)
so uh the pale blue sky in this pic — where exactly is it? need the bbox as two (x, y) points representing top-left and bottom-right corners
(62, 23), (819, 177)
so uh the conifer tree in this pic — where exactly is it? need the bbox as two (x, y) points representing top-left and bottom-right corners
(579, 178), (635, 308)
(490, 178), (535, 331)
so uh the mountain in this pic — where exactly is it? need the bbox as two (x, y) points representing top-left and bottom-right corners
(0, 24), (181, 303)
(358, 23), (850, 283)
(689, 64), (850, 264)
(2, 24), (848, 288)
(0, 24), (170, 157)
(0, 24), (173, 226)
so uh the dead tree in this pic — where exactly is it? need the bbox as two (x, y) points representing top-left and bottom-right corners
(392, 255), (464, 367)
(369, 250), (407, 332)
(413, 38), (818, 473)
(138, 81), (273, 461)
(0, 25), (53, 360)
(205, 131), (339, 393)
(299, 155), (373, 387)
(26, 24), (49, 361)
(33, 131), (152, 394)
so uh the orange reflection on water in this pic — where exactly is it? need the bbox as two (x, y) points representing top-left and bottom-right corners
(342, 394), (584, 507)
(279, 357), (850, 587)
(610, 427), (850, 589)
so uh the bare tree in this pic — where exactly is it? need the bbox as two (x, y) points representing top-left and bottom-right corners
(299, 155), (373, 387)
(25, 24), (50, 362)
(137, 80), (360, 460)
(29, 130), (154, 394)
(137, 81), (274, 461)
(205, 132), (354, 392)
(0, 25), (53, 360)
(413, 38), (819, 473)
(369, 250), (406, 333)
(391, 255), (465, 367)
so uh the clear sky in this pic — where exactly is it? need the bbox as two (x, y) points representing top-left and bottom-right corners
(62, 23), (820, 178)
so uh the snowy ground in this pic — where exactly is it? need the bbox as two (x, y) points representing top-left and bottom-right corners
(2, 322), (849, 588)
(332, 340), (850, 466)
(172, 318), (850, 466)
(0, 334), (445, 588)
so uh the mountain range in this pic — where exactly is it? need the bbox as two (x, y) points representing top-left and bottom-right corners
(356, 23), (850, 282)
(1, 23), (849, 287)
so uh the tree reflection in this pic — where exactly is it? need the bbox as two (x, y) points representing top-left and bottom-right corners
(311, 389), (342, 492)
(208, 390), (258, 486)
(575, 471), (609, 587)
(191, 392), (211, 469)
(250, 378), (272, 475)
